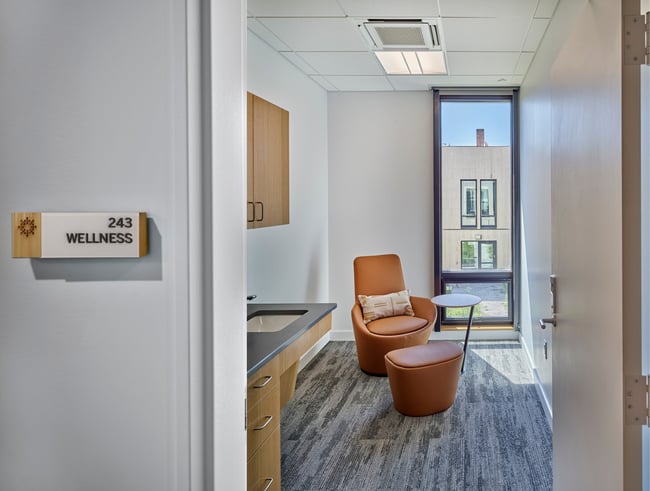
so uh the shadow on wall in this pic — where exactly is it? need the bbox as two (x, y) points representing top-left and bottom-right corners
(29, 218), (162, 282)
(304, 246), (322, 301)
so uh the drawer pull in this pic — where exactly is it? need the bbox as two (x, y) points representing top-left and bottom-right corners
(254, 415), (273, 431)
(262, 478), (273, 491)
(253, 375), (273, 388)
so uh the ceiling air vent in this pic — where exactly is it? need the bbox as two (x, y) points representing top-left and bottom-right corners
(361, 20), (440, 50)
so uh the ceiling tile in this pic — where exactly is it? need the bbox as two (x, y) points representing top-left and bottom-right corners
(387, 75), (446, 91)
(323, 75), (394, 91)
(248, 19), (291, 51)
(442, 17), (529, 52)
(258, 18), (368, 51)
(246, 0), (558, 91)
(514, 52), (535, 76)
(248, 0), (345, 17)
(438, 0), (537, 18)
(281, 52), (318, 75)
(297, 52), (384, 76)
(523, 18), (550, 51)
(534, 0), (559, 18)
(337, 0), (439, 18)
(447, 52), (519, 76)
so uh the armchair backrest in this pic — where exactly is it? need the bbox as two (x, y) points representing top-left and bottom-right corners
(353, 254), (406, 300)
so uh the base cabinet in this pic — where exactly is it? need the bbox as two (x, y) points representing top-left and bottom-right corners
(247, 426), (280, 491)
(246, 313), (332, 489)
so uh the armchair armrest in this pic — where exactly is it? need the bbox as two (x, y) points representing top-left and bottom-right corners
(410, 295), (437, 324)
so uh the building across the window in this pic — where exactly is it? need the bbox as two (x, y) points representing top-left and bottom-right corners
(441, 129), (511, 272)
(461, 240), (496, 269)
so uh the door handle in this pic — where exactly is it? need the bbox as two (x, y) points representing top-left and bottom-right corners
(539, 316), (556, 329)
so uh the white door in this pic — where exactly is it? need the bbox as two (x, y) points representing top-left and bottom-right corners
(549, 0), (626, 488)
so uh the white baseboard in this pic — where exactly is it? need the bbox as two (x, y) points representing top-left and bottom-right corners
(329, 328), (519, 342)
(298, 333), (331, 371)
(520, 335), (553, 424)
(329, 330), (354, 341)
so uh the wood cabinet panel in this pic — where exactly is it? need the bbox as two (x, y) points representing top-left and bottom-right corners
(247, 386), (280, 460)
(247, 426), (280, 491)
(247, 355), (279, 409)
(247, 93), (289, 229)
(247, 92), (255, 224)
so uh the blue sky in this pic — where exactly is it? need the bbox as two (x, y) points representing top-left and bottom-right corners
(441, 101), (511, 146)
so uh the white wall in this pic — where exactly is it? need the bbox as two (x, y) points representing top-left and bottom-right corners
(246, 33), (330, 303)
(0, 1), (189, 489)
(0, 1), (248, 489)
(328, 92), (434, 336)
(518, 0), (584, 419)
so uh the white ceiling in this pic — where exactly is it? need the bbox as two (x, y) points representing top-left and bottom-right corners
(247, 0), (559, 91)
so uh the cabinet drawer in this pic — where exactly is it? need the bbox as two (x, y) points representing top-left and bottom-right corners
(247, 386), (280, 459)
(247, 426), (281, 491)
(247, 356), (279, 408)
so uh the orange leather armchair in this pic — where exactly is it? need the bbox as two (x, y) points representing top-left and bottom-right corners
(351, 254), (436, 375)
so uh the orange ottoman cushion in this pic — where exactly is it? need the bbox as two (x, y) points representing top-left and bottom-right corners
(385, 342), (463, 416)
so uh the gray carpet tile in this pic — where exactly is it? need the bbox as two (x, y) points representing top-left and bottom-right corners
(281, 341), (552, 491)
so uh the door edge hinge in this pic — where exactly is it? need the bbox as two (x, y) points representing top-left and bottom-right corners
(625, 375), (649, 426)
(624, 13), (650, 66)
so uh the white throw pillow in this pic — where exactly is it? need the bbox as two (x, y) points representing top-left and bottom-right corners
(358, 289), (414, 324)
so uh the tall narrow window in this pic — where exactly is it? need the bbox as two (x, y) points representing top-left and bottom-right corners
(434, 90), (519, 327)
(479, 241), (496, 269)
(480, 179), (497, 228)
(461, 180), (477, 228)
(461, 241), (478, 268)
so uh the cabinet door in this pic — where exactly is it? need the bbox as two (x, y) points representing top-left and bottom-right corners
(247, 92), (256, 228)
(250, 94), (289, 228)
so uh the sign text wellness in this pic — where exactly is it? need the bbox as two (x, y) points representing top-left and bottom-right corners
(12, 212), (148, 258)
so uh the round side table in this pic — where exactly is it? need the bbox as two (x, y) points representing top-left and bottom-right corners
(431, 293), (481, 373)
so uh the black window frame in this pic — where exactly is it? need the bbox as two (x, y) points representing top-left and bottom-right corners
(440, 275), (513, 324)
(433, 89), (520, 328)
(479, 240), (497, 269)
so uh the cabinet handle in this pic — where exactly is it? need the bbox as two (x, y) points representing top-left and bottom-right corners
(255, 201), (264, 221)
(247, 202), (255, 222)
(262, 478), (274, 491)
(253, 415), (273, 431)
(253, 375), (273, 388)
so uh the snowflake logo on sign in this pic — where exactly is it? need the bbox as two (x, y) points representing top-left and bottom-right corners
(18, 217), (37, 237)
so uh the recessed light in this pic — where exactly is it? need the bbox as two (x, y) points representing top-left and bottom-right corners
(375, 50), (446, 75)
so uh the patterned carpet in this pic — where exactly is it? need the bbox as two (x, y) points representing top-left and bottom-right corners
(281, 341), (552, 491)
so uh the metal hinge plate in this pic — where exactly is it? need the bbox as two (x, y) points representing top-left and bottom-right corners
(625, 375), (649, 426)
(624, 13), (650, 65)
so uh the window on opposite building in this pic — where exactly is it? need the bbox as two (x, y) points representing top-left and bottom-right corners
(461, 179), (477, 228)
(461, 240), (496, 269)
(480, 179), (497, 228)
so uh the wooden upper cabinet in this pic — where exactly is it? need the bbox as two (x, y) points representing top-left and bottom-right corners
(247, 92), (289, 229)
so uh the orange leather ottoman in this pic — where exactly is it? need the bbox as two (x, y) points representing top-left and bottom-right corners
(384, 342), (463, 416)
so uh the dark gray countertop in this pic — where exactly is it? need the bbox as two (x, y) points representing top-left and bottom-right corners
(247, 302), (337, 377)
